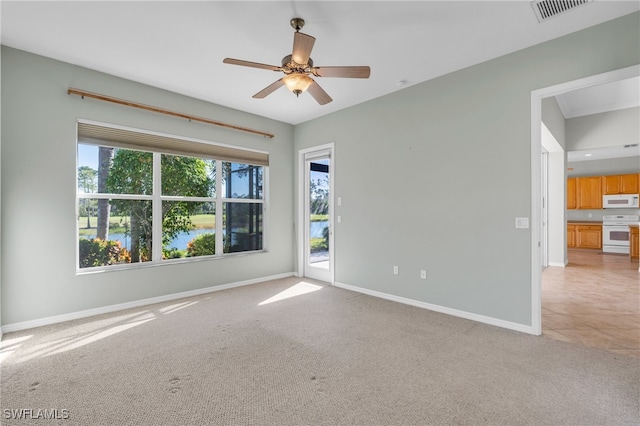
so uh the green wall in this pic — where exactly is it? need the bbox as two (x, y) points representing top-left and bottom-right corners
(542, 97), (566, 149)
(293, 12), (639, 327)
(1, 46), (294, 326)
(567, 107), (640, 151)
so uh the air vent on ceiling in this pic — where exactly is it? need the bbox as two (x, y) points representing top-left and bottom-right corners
(531, 0), (592, 22)
(624, 144), (639, 148)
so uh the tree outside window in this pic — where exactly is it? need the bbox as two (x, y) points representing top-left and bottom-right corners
(77, 143), (264, 270)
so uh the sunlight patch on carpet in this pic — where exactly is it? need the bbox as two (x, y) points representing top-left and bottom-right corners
(258, 282), (323, 306)
(0, 334), (33, 349)
(0, 335), (33, 363)
(10, 314), (156, 363)
(159, 301), (199, 315)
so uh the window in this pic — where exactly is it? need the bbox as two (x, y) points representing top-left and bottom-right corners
(77, 123), (267, 270)
(222, 162), (263, 253)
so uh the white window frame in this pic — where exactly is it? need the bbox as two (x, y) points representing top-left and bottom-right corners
(76, 125), (268, 273)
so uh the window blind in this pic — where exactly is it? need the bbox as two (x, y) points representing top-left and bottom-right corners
(78, 122), (269, 166)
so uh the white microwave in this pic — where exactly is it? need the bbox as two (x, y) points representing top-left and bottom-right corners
(603, 194), (639, 208)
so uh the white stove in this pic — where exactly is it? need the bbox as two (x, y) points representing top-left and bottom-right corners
(602, 215), (639, 254)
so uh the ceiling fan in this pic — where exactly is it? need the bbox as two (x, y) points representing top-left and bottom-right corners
(223, 18), (371, 105)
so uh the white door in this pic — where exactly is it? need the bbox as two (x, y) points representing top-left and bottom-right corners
(301, 146), (334, 283)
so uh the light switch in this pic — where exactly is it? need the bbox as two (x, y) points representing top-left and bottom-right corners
(515, 217), (529, 229)
(337, 197), (342, 206)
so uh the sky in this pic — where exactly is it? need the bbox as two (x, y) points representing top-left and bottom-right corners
(78, 144), (99, 170)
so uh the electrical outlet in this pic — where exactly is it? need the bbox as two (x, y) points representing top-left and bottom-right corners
(420, 269), (427, 280)
(393, 266), (399, 275)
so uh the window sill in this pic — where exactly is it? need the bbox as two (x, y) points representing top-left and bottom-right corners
(76, 250), (268, 276)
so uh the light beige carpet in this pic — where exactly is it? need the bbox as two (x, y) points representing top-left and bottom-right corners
(1, 277), (638, 425)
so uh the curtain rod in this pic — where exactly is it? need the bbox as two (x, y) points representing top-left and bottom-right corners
(67, 88), (275, 139)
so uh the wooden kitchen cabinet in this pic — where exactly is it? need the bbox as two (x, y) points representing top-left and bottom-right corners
(567, 223), (602, 249)
(576, 176), (603, 209)
(576, 224), (602, 249)
(630, 225), (639, 261)
(602, 173), (639, 195)
(567, 178), (577, 210)
(567, 224), (576, 248)
(569, 173), (639, 209)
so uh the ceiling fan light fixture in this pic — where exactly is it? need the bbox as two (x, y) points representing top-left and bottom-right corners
(283, 74), (313, 96)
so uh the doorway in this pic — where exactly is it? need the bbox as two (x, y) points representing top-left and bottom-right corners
(530, 64), (640, 335)
(298, 144), (334, 283)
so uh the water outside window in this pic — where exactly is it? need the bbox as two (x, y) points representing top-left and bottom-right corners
(308, 158), (329, 268)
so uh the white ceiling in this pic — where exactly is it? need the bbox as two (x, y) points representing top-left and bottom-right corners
(556, 76), (640, 119)
(2, 1), (638, 126)
(567, 144), (640, 162)
(558, 76), (640, 162)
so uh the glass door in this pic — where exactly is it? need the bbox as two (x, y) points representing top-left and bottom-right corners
(304, 151), (332, 282)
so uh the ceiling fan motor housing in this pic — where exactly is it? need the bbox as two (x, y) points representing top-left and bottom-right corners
(281, 55), (313, 74)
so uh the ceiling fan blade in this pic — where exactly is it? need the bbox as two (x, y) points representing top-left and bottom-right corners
(252, 79), (285, 99)
(292, 32), (316, 65)
(307, 80), (332, 105)
(223, 58), (281, 72)
(313, 66), (371, 78)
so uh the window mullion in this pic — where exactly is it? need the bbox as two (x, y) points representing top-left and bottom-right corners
(152, 152), (163, 262)
(78, 193), (153, 201)
(222, 198), (264, 204)
(216, 159), (223, 255)
(161, 195), (217, 203)
(262, 166), (268, 252)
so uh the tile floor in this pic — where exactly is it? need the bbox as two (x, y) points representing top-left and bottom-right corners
(542, 249), (639, 358)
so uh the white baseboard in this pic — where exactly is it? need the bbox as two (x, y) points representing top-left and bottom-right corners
(2, 272), (294, 334)
(548, 261), (567, 267)
(334, 281), (537, 335)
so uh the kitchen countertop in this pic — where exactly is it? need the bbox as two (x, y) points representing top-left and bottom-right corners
(567, 220), (603, 225)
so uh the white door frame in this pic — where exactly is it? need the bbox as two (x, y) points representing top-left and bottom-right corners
(297, 143), (335, 283)
(530, 64), (639, 335)
(541, 148), (549, 269)
(540, 122), (566, 268)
